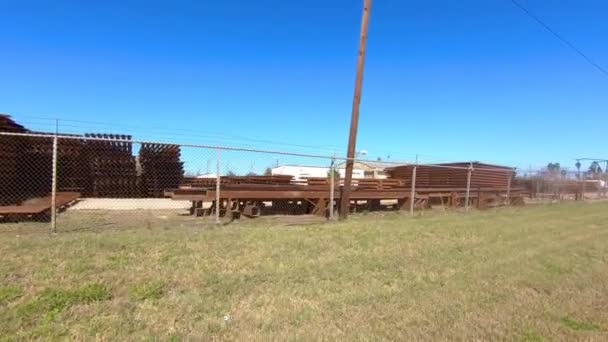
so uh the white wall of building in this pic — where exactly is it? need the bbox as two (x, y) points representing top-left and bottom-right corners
(272, 165), (364, 181)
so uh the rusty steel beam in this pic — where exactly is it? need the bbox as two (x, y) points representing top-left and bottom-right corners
(171, 187), (527, 202)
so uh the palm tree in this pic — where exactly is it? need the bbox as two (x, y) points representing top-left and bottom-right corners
(588, 161), (603, 179)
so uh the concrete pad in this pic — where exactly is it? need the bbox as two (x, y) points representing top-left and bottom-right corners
(69, 198), (191, 211)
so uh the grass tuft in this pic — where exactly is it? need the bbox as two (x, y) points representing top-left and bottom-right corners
(16, 283), (111, 323)
(0, 285), (22, 306)
(560, 316), (601, 331)
(129, 281), (166, 301)
(520, 330), (544, 342)
(74, 283), (113, 303)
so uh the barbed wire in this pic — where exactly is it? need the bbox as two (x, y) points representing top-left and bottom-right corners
(0, 131), (523, 173)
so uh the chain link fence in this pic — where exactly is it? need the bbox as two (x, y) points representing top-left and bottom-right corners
(1, 131), (604, 233)
(515, 169), (608, 203)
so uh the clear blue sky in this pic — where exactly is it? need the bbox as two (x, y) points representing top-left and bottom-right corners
(1, 0), (607, 171)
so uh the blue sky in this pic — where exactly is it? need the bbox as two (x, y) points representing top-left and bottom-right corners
(1, 0), (607, 171)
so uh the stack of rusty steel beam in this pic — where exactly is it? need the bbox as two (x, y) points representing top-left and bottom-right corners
(56, 136), (89, 192)
(18, 135), (53, 198)
(0, 192), (81, 221)
(138, 143), (184, 197)
(0, 117), (81, 209)
(0, 115), (29, 205)
(386, 162), (514, 189)
(85, 133), (139, 198)
(306, 177), (409, 190)
(181, 175), (294, 188)
(171, 173), (527, 218)
(25, 131), (90, 194)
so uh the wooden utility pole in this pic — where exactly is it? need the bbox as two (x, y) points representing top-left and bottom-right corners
(340, 0), (372, 219)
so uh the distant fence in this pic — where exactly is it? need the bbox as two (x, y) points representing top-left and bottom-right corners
(515, 170), (607, 201)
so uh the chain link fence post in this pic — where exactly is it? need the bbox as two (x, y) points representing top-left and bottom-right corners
(409, 165), (417, 215)
(329, 157), (335, 220)
(506, 170), (512, 206)
(535, 171), (540, 200)
(50, 135), (58, 233)
(215, 148), (221, 224)
(465, 163), (472, 211)
(581, 173), (586, 201)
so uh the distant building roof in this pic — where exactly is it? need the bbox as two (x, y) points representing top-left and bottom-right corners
(385, 161), (514, 171)
(336, 160), (408, 170)
(272, 165), (329, 169)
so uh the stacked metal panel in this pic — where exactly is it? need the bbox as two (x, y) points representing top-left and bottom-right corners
(138, 143), (184, 197)
(56, 136), (89, 192)
(181, 175), (294, 188)
(386, 162), (513, 188)
(85, 134), (139, 197)
(0, 115), (28, 205)
(18, 135), (53, 198)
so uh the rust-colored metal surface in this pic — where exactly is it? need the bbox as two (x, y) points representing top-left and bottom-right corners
(0, 115), (27, 205)
(0, 118), (147, 201)
(2, 116), (525, 221)
(139, 143), (184, 197)
(0, 192), (80, 215)
(181, 175), (294, 187)
(172, 174), (526, 217)
(85, 133), (139, 197)
(386, 162), (513, 189)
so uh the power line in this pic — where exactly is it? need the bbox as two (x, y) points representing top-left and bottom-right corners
(11, 114), (345, 154)
(509, 0), (608, 78)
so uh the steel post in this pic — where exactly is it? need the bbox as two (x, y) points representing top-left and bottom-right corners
(465, 164), (473, 210)
(51, 135), (58, 233)
(506, 171), (512, 206)
(410, 166), (417, 215)
(215, 148), (221, 224)
(582, 173), (586, 201)
(329, 158), (335, 219)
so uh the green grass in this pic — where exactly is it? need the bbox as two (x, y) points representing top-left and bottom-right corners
(561, 316), (601, 331)
(130, 281), (166, 301)
(520, 330), (545, 342)
(0, 285), (22, 305)
(1, 201), (608, 340)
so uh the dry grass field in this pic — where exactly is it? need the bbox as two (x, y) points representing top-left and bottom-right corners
(1, 202), (608, 340)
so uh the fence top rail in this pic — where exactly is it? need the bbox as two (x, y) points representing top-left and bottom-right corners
(0, 131), (517, 173)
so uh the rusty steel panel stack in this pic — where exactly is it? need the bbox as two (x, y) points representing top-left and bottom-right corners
(56, 136), (89, 192)
(85, 133), (139, 197)
(138, 143), (184, 197)
(19, 135), (53, 198)
(305, 177), (409, 189)
(27, 132), (90, 194)
(0, 115), (29, 205)
(387, 162), (512, 188)
(181, 175), (294, 188)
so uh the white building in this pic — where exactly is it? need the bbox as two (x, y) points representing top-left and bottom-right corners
(271, 165), (364, 181)
(335, 161), (407, 179)
(196, 173), (218, 178)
